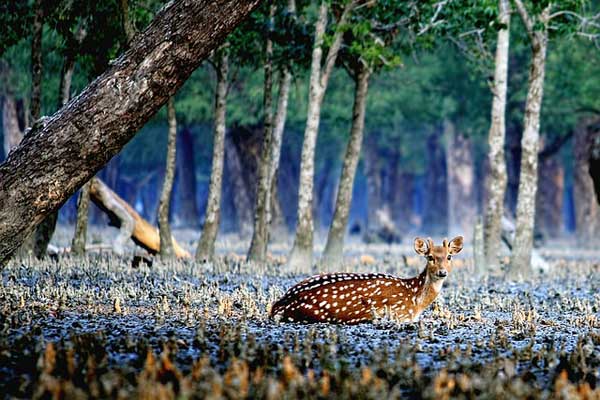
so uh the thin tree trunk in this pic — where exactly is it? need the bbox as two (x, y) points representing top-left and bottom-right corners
(34, 48), (78, 258)
(71, 181), (91, 255)
(19, 0), (45, 257)
(322, 65), (370, 266)
(120, 0), (135, 45)
(0, 0), (261, 265)
(158, 97), (177, 258)
(446, 123), (476, 239)
(288, 0), (355, 270)
(483, 0), (511, 271)
(248, 3), (276, 262)
(30, 0), (43, 123)
(196, 47), (228, 262)
(509, 2), (549, 278)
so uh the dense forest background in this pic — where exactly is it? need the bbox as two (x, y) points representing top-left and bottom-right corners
(1, 0), (599, 257)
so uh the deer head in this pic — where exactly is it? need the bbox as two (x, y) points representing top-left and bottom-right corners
(414, 236), (464, 282)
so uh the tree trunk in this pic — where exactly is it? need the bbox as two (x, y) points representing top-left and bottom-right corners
(509, 27), (548, 278)
(71, 181), (91, 256)
(446, 123), (476, 239)
(2, 95), (23, 158)
(288, 0), (355, 270)
(0, 0), (261, 265)
(196, 47), (228, 262)
(248, 4), (276, 262)
(322, 65), (370, 266)
(158, 97), (177, 258)
(30, 0), (43, 123)
(535, 154), (563, 238)
(34, 48), (78, 258)
(483, 0), (510, 271)
(89, 178), (190, 257)
(173, 127), (200, 227)
(574, 118), (600, 244)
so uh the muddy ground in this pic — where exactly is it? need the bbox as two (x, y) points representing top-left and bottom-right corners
(0, 230), (599, 399)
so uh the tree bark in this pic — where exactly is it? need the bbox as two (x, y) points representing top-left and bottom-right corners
(89, 178), (190, 258)
(158, 97), (177, 258)
(288, 0), (355, 270)
(34, 46), (79, 258)
(574, 118), (600, 243)
(0, 0), (261, 265)
(446, 123), (476, 239)
(248, 4), (276, 262)
(483, 0), (510, 271)
(196, 47), (228, 262)
(322, 65), (370, 267)
(509, 2), (549, 278)
(71, 181), (91, 256)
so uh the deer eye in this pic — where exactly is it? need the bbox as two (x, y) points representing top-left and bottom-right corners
(447, 255), (452, 260)
(427, 255), (434, 262)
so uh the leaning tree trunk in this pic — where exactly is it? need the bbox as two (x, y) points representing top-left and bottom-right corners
(0, 0), (261, 266)
(89, 178), (190, 257)
(34, 48), (78, 258)
(445, 122), (476, 239)
(158, 97), (177, 258)
(248, 4), (276, 262)
(483, 0), (511, 271)
(509, 19), (548, 278)
(574, 118), (600, 243)
(196, 47), (228, 262)
(288, 0), (355, 271)
(322, 65), (370, 267)
(20, 0), (45, 257)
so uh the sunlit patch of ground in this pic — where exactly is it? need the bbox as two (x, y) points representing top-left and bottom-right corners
(1, 227), (599, 398)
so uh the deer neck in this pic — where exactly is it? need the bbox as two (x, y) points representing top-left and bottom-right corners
(415, 268), (444, 310)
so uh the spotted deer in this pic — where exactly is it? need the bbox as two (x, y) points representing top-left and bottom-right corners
(270, 236), (463, 324)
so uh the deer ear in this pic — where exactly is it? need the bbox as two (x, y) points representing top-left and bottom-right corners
(414, 237), (429, 255)
(449, 236), (464, 255)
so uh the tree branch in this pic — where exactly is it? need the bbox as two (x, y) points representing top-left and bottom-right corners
(513, 0), (535, 41)
(321, 0), (357, 86)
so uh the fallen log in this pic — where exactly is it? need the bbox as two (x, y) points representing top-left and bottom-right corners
(89, 178), (191, 258)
